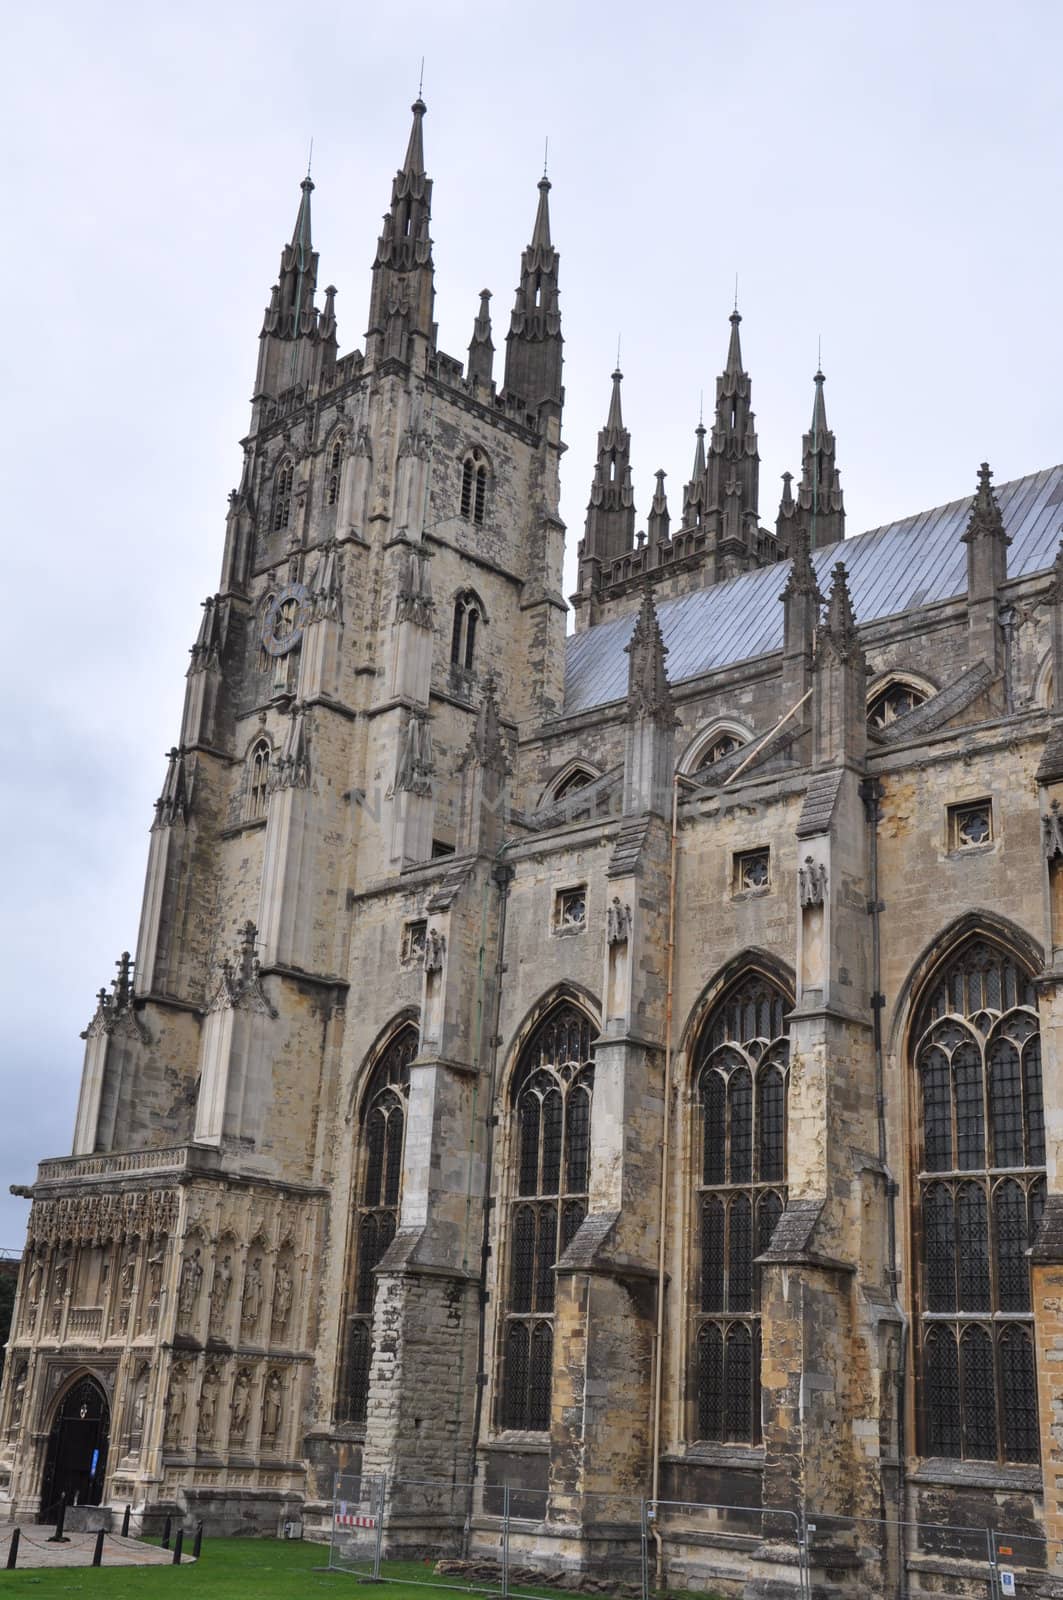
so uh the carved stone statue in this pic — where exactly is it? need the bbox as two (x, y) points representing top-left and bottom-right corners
(798, 855), (828, 908)
(9, 1362), (26, 1430)
(118, 1248), (136, 1301)
(606, 897), (632, 945)
(128, 1362), (149, 1448)
(261, 1371), (283, 1444)
(164, 1363), (188, 1447)
(51, 1251), (70, 1334)
(198, 1365), (220, 1444)
(241, 1257), (263, 1335)
(177, 1247), (203, 1324)
(26, 1252), (42, 1306)
(271, 1262), (293, 1341)
(230, 1368), (251, 1444)
(209, 1254), (233, 1336)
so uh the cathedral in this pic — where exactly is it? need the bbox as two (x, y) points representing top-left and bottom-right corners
(3, 94), (1063, 1598)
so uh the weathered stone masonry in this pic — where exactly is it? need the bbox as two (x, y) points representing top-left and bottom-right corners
(4, 96), (1063, 1599)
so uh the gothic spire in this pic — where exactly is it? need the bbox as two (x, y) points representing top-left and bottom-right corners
(683, 423), (708, 526)
(260, 177), (320, 343)
(467, 288), (494, 388)
(503, 176), (563, 415)
(701, 311), (761, 572)
(365, 98), (436, 368)
(647, 469), (670, 553)
(795, 368), (845, 548)
(580, 367), (635, 576)
(817, 561), (860, 663)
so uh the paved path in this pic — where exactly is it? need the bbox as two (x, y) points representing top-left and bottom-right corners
(4, 1528), (196, 1567)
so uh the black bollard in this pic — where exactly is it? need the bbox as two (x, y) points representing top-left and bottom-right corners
(121, 1503), (131, 1538)
(192, 1522), (203, 1559)
(92, 1527), (105, 1567)
(162, 1514), (172, 1549)
(172, 1527), (184, 1565)
(6, 1528), (19, 1569)
(48, 1493), (68, 1543)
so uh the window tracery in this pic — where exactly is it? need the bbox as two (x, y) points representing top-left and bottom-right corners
(245, 740), (271, 821)
(914, 937), (1043, 1464)
(338, 1025), (417, 1426)
(500, 1004), (595, 1431)
(450, 591), (484, 687)
(867, 677), (929, 730)
(460, 452), (488, 526)
(693, 972), (790, 1444)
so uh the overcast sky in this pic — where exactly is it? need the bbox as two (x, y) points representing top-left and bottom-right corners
(1, 0), (1060, 1248)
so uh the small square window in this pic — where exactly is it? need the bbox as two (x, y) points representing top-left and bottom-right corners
(553, 886), (587, 934)
(733, 848), (770, 895)
(401, 920), (427, 965)
(949, 800), (993, 851)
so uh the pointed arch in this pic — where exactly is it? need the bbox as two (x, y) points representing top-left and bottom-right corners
(497, 989), (598, 1433)
(888, 911), (1043, 1059)
(687, 958), (793, 1446)
(244, 736), (273, 822)
(270, 455), (294, 533)
(539, 758), (602, 809)
(336, 1018), (419, 1426)
(324, 429), (347, 508)
(678, 718), (754, 776)
(460, 446), (492, 526)
(907, 923), (1044, 1465)
(865, 669), (938, 732)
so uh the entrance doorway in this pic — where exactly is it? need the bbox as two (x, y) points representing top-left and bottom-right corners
(39, 1376), (110, 1519)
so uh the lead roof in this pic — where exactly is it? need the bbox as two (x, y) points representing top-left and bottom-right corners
(562, 464), (1063, 717)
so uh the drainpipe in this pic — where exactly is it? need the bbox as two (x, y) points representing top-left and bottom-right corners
(464, 839), (517, 1548)
(860, 775), (908, 1600)
(649, 774), (681, 1585)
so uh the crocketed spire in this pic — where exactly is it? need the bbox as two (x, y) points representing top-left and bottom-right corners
(503, 176), (563, 414)
(467, 288), (494, 387)
(365, 99), (436, 368)
(625, 585), (672, 725)
(580, 368), (636, 579)
(795, 368), (845, 548)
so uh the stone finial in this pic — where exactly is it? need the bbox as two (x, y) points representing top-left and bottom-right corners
(625, 585), (675, 726)
(816, 562), (860, 663)
(780, 522), (824, 604)
(961, 461), (1011, 549)
(468, 288), (494, 387)
(112, 952), (134, 1011)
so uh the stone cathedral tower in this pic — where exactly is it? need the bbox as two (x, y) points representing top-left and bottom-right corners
(6, 95), (1063, 1600)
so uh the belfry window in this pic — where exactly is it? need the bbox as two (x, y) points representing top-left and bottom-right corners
(460, 453), (488, 526)
(271, 458), (294, 533)
(692, 972), (790, 1445)
(500, 1004), (595, 1432)
(914, 937), (1043, 1464)
(326, 436), (346, 507)
(337, 1025), (417, 1426)
(246, 741), (271, 822)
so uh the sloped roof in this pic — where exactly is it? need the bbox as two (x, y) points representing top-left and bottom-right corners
(563, 465), (1063, 716)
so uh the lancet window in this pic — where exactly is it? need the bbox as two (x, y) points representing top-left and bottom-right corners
(460, 453), (488, 526)
(337, 1024), (417, 1426)
(500, 1004), (595, 1432)
(245, 740), (271, 821)
(692, 971), (790, 1445)
(271, 457), (294, 533)
(326, 435), (346, 507)
(451, 592), (483, 678)
(914, 936), (1044, 1464)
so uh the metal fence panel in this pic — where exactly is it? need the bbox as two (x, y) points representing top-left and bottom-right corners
(329, 1472), (385, 1578)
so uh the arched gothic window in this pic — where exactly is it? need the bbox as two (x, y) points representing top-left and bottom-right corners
(867, 676), (929, 731)
(500, 1004), (595, 1432)
(337, 1025), (417, 1425)
(326, 435), (346, 507)
(245, 740), (271, 821)
(451, 592), (483, 678)
(552, 766), (595, 803)
(271, 458), (294, 533)
(914, 936), (1044, 1464)
(692, 971), (791, 1444)
(460, 452), (488, 526)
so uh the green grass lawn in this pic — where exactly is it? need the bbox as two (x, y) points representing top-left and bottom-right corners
(0, 1541), (628, 1600)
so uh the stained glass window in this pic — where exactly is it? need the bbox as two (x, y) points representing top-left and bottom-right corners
(337, 1025), (417, 1424)
(914, 937), (1043, 1464)
(501, 1004), (595, 1431)
(694, 970), (791, 1444)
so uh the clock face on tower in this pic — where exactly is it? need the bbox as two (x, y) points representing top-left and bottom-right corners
(261, 583), (308, 657)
